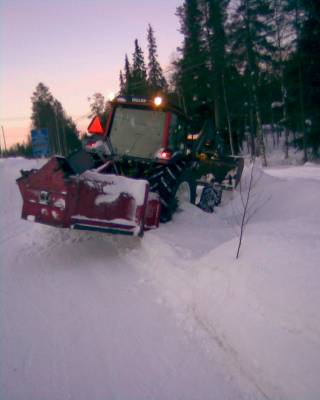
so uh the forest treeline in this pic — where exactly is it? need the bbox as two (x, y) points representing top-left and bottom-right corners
(118, 0), (320, 163)
(5, 0), (319, 162)
(3, 83), (82, 157)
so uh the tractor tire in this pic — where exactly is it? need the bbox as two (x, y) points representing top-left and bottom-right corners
(148, 162), (196, 222)
(213, 184), (223, 206)
(172, 170), (196, 209)
(197, 183), (222, 213)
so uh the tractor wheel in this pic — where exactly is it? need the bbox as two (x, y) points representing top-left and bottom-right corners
(198, 185), (216, 213)
(148, 162), (196, 222)
(197, 183), (222, 213)
(172, 171), (196, 211)
(213, 183), (223, 206)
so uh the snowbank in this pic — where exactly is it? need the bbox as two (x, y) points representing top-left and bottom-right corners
(1, 157), (320, 400)
(265, 163), (320, 180)
(128, 162), (320, 399)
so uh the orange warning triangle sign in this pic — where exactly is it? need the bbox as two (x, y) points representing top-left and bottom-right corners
(87, 116), (104, 135)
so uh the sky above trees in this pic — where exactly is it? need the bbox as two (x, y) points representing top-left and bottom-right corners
(0, 0), (182, 147)
(1, 0), (318, 159)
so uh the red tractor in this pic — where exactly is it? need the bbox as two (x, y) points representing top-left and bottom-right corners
(17, 96), (243, 236)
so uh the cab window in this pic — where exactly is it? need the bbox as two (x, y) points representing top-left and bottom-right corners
(168, 113), (187, 150)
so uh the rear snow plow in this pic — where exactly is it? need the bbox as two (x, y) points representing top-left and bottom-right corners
(17, 156), (160, 236)
(18, 95), (243, 236)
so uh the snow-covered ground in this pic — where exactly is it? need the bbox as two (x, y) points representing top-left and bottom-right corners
(1, 156), (320, 400)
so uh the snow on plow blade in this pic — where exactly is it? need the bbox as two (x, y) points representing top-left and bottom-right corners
(17, 157), (160, 236)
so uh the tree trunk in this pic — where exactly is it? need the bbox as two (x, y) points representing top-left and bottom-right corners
(295, 0), (308, 162)
(244, 0), (267, 166)
(274, 0), (289, 158)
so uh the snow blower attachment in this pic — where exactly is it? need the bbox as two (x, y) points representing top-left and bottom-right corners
(17, 95), (243, 236)
(17, 157), (160, 236)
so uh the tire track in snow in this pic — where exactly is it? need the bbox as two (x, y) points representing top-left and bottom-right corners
(191, 306), (272, 400)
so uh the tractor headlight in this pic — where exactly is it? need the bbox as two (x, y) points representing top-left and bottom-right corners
(108, 92), (116, 101)
(154, 96), (162, 106)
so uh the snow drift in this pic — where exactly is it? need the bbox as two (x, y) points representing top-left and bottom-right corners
(1, 157), (320, 400)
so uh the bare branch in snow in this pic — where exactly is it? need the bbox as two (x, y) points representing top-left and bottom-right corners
(236, 158), (255, 259)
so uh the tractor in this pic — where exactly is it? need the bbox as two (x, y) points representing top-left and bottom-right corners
(17, 95), (243, 236)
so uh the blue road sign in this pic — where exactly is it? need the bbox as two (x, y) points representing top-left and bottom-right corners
(31, 129), (50, 157)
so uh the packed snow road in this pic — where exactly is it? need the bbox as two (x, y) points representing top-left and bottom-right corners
(1, 157), (320, 400)
(1, 233), (241, 400)
(0, 158), (253, 400)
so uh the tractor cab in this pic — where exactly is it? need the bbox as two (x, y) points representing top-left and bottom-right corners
(85, 95), (190, 164)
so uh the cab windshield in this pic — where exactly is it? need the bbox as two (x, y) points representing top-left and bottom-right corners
(109, 106), (166, 158)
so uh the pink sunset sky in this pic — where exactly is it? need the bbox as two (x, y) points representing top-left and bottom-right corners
(0, 0), (182, 148)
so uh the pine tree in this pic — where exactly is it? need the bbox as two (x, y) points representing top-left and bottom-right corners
(229, 0), (276, 165)
(52, 99), (81, 156)
(123, 54), (132, 95)
(131, 39), (148, 96)
(175, 0), (210, 115)
(31, 83), (81, 156)
(298, 0), (320, 157)
(285, 0), (320, 158)
(147, 24), (167, 95)
(31, 83), (58, 153)
(200, 0), (235, 153)
(270, 0), (293, 158)
(31, 83), (54, 128)
(62, 116), (82, 154)
(119, 70), (125, 95)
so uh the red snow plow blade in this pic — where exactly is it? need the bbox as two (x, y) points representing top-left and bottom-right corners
(17, 157), (161, 236)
